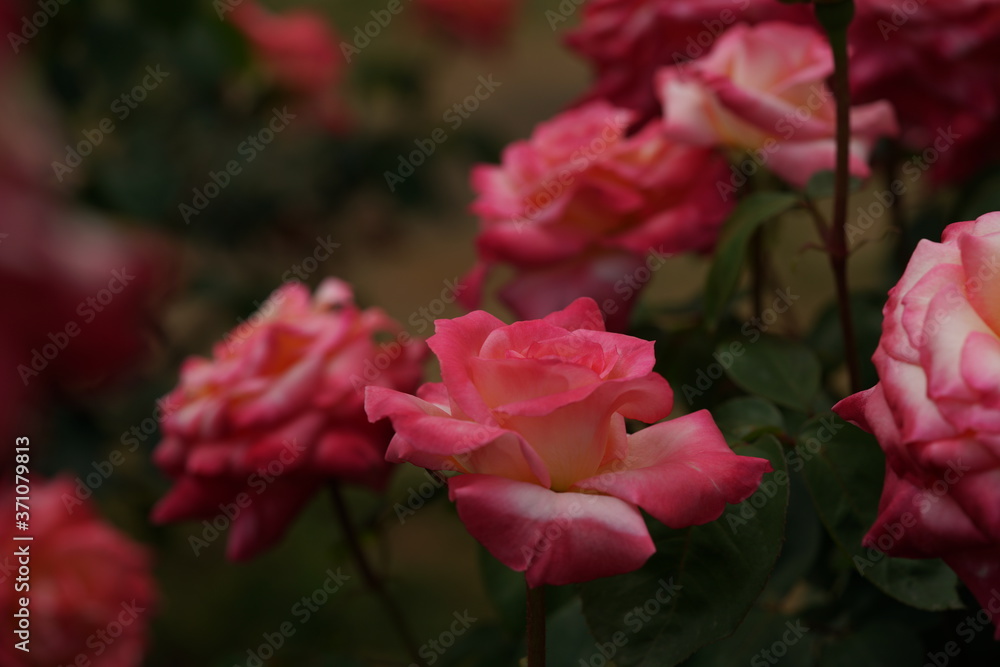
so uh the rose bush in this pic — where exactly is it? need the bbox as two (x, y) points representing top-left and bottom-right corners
(835, 212), (1000, 637)
(656, 21), (898, 188)
(366, 298), (770, 586)
(152, 278), (426, 560)
(462, 101), (732, 331)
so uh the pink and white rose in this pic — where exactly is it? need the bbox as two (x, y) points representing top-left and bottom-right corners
(565, 0), (809, 123)
(656, 21), (899, 188)
(463, 101), (733, 331)
(366, 298), (770, 586)
(835, 212), (1000, 636)
(152, 278), (426, 560)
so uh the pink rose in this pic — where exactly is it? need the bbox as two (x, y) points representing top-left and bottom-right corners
(0, 476), (156, 667)
(656, 21), (899, 188)
(835, 212), (1000, 637)
(565, 0), (810, 122)
(228, 0), (350, 131)
(152, 278), (426, 560)
(415, 0), (521, 48)
(850, 0), (1000, 182)
(366, 298), (770, 586)
(463, 101), (733, 331)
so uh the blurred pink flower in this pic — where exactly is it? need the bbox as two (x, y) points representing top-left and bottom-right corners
(656, 21), (898, 188)
(836, 212), (1000, 637)
(463, 101), (732, 331)
(229, 0), (351, 131)
(0, 476), (156, 667)
(565, 0), (810, 122)
(850, 0), (1000, 182)
(415, 0), (521, 48)
(367, 298), (770, 586)
(152, 278), (427, 560)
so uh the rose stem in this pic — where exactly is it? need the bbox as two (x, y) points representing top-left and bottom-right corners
(817, 0), (862, 394)
(526, 580), (546, 666)
(329, 482), (422, 664)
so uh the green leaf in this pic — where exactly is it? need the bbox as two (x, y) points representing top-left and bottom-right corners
(720, 336), (821, 412)
(797, 414), (963, 611)
(579, 437), (788, 667)
(703, 192), (799, 329)
(712, 396), (786, 443)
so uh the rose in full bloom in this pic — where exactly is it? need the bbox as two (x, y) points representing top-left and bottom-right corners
(366, 298), (770, 586)
(849, 0), (1000, 182)
(462, 101), (733, 331)
(835, 212), (1000, 637)
(152, 278), (426, 560)
(565, 0), (810, 122)
(414, 0), (521, 48)
(228, 0), (350, 131)
(0, 476), (156, 667)
(656, 21), (899, 188)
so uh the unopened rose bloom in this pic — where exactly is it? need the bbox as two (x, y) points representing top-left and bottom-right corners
(835, 212), (1000, 637)
(565, 0), (811, 122)
(367, 298), (770, 586)
(850, 0), (1000, 182)
(414, 0), (520, 48)
(462, 101), (732, 331)
(656, 21), (898, 189)
(228, 0), (350, 130)
(152, 278), (426, 560)
(0, 476), (156, 667)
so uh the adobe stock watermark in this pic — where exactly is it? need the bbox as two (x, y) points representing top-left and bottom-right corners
(61, 399), (178, 514)
(56, 600), (148, 667)
(222, 235), (341, 352)
(407, 610), (477, 667)
(509, 110), (631, 231)
(578, 578), (682, 667)
(7, 0), (71, 54)
(384, 74), (502, 192)
(682, 287), (800, 403)
(669, 0), (753, 70)
(727, 415), (843, 534)
(545, 0), (586, 30)
(338, 0), (411, 62)
(348, 276), (467, 393)
(750, 620), (809, 666)
(853, 457), (970, 574)
(877, 0), (929, 40)
(188, 439), (308, 556)
(897, 252), (1000, 352)
(846, 125), (960, 246)
(923, 588), (1000, 667)
(51, 65), (170, 182)
(179, 106), (296, 224)
(17, 267), (137, 387)
(716, 84), (833, 202)
(235, 568), (351, 667)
